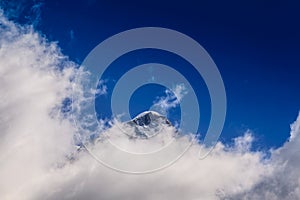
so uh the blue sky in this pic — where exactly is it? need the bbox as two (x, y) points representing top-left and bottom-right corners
(2, 0), (300, 150)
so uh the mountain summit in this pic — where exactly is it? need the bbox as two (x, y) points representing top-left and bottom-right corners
(126, 111), (172, 139)
(129, 111), (171, 126)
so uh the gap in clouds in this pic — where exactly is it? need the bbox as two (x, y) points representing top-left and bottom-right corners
(0, 6), (300, 200)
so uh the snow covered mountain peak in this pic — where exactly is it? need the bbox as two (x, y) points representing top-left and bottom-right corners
(130, 111), (171, 126)
(126, 111), (172, 139)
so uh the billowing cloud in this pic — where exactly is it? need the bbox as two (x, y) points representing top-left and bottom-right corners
(0, 11), (77, 199)
(227, 113), (300, 200)
(0, 11), (300, 200)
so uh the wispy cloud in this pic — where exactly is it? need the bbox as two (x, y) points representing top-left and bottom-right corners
(95, 79), (108, 96)
(0, 0), (43, 27)
(151, 83), (188, 116)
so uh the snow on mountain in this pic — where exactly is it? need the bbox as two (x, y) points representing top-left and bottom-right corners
(126, 111), (172, 139)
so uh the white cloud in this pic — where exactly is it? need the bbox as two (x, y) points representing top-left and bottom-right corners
(95, 79), (108, 96)
(289, 113), (300, 141)
(0, 11), (77, 199)
(150, 83), (188, 116)
(227, 113), (300, 200)
(0, 1), (43, 27)
(0, 11), (300, 200)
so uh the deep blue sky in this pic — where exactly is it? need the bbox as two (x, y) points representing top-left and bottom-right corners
(1, 0), (300, 150)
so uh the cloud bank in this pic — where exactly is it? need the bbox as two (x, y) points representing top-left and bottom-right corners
(0, 11), (300, 200)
